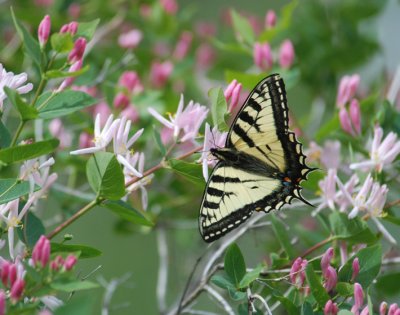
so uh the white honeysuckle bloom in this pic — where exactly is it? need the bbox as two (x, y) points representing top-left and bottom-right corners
(113, 116), (144, 156)
(148, 94), (209, 143)
(0, 63), (33, 111)
(19, 157), (56, 193)
(40, 295), (64, 310)
(117, 153), (142, 178)
(307, 140), (341, 170)
(200, 123), (227, 181)
(350, 126), (400, 173)
(70, 114), (120, 155)
(124, 152), (154, 210)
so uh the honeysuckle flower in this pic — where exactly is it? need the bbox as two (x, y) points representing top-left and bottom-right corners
(324, 300), (338, 315)
(350, 126), (400, 172)
(349, 99), (361, 134)
(336, 74), (360, 108)
(118, 29), (143, 49)
(321, 247), (334, 275)
(307, 140), (341, 170)
(160, 0), (178, 15)
(314, 169), (337, 213)
(253, 42), (273, 71)
(352, 257), (360, 281)
(19, 157), (56, 193)
(38, 15), (51, 46)
(118, 71), (143, 94)
(388, 303), (399, 315)
(290, 257), (307, 288)
(200, 123), (228, 181)
(351, 283), (364, 315)
(150, 60), (173, 88)
(279, 39), (295, 69)
(380, 302), (388, 315)
(70, 114), (120, 155)
(0, 64), (33, 111)
(64, 255), (77, 270)
(124, 152), (154, 210)
(32, 236), (50, 268)
(265, 10), (277, 29)
(57, 59), (83, 91)
(196, 43), (216, 68)
(113, 116), (143, 157)
(173, 31), (193, 60)
(113, 92), (130, 109)
(68, 37), (86, 63)
(60, 21), (78, 35)
(10, 278), (25, 302)
(323, 266), (337, 292)
(121, 105), (139, 122)
(224, 79), (242, 113)
(148, 94), (209, 143)
(40, 295), (63, 311)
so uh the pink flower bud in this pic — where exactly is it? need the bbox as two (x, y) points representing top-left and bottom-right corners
(160, 0), (178, 15)
(290, 257), (302, 284)
(389, 304), (399, 315)
(32, 235), (51, 268)
(351, 283), (364, 314)
(195, 22), (216, 38)
(360, 306), (369, 315)
(224, 80), (242, 113)
(8, 264), (17, 287)
(324, 300), (338, 315)
(394, 310), (400, 315)
(279, 39), (295, 69)
(68, 37), (86, 63)
(339, 107), (354, 135)
(196, 43), (215, 68)
(68, 3), (81, 19)
(64, 255), (77, 271)
(253, 42), (273, 71)
(118, 29), (143, 49)
(351, 257), (360, 281)
(79, 132), (93, 149)
(348, 75), (360, 98)
(323, 266), (337, 292)
(114, 92), (130, 109)
(173, 31), (193, 60)
(349, 99), (361, 135)
(150, 61), (173, 88)
(38, 15), (51, 46)
(121, 105), (139, 123)
(58, 59), (83, 91)
(380, 302), (388, 315)
(265, 10), (277, 29)
(336, 74), (360, 108)
(118, 71), (143, 94)
(140, 4), (152, 18)
(0, 290), (5, 315)
(60, 22), (78, 35)
(50, 260), (60, 271)
(321, 247), (334, 276)
(10, 279), (25, 302)
(1, 261), (10, 286)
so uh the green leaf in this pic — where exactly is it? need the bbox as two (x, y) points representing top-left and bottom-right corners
(383, 215), (400, 226)
(376, 272), (400, 296)
(45, 65), (89, 79)
(76, 19), (100, 40)
(152, 126), (166, 155)
(51, 279), (99, 292)
(228, 287), (247, 301)
(338, 244), (381, 288)
(336, 282), (354, 296)
(238, 264), (263, 288)
(300, 302), (314, 315)
(50, 32), (74, 53)
(168, 159), (203, 185)
(103, 200), (154, 226)
(17, 212), (45, 248)
(54, 296), (94, 315)
(273, 295), (298, 315)
(224, 243), (246, 287)
(338, 311), (354, 315)
(377, 100), (400, 134)
(211, 274), (235, 290)
(329, 212), (377, 244)
(0, 179), (39, 205)
(208, 87), (229, 132)
(36, 90), (97, 119)
(230, 9), (255, 46)
(51, 243), (102, 259)
(271, 214), (295, 259)
(305, 264), (330, 307)
(0, 120), (11, 148)
(0, 139), (59, 164)
(4, 87), (38, 121)
(11, 8), (42, 67)
(86, 152), (125, 200)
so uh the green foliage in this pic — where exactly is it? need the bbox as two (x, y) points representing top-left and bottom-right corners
(103, 200), (154, 226)
(76, 19), (100, 40)
(224, 243), (246, 287)
(168, 159), (204, 185)
(50, 33), (74, 53)
(208, 87), (229, 132)
(4, 87), (38, 121)
(0, 178), (39, 205)
(86, 152), (125, 200)
(271, 214), (295, 258)
(305, 264), (330, 307)
(17, 212), (45, 248)
(51, 243), (102, 258)
(54, 296), (94, 315)
(230, 9), (255, 46)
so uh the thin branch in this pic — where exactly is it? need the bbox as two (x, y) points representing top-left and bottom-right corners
(157, 226), (169, 314)
(250, 294), (272, 315)
(384, 198), (400, 209)
(300, 237), (333, 259)
(203, 285), (234, 315)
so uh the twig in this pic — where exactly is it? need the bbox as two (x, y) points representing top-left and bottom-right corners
(157, 226), (168, 314)
(203, 285), (234, 315)
(250, 294), (272, 315)
(384, 198), (400, 209)
(300, 237), (333, 259)
(99, 273), (132, 315)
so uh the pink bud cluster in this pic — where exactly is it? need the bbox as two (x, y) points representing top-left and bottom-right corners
(253, 39), (295, 71)
(0, 260), (25, 302)
(290, 257), (308, 291)
(224, 79), (242, 113)
(380, 302), (400, 315)
(321, 247), (337, 292)
(324, 300), (339, 315)
(50, 255), (77, 271)
(60, 21), (78, 35)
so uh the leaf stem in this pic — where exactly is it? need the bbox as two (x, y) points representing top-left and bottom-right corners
(10, 120), (25, 146)
(300, 236), (333, 258)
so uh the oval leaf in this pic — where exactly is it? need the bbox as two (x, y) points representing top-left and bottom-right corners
(17, 212), (45, 249)
(50, 243), (102, 259)
(103, 200), (154, 226)
(168, 159), (203, 185)
(4, 87), (38, 121)
(51, 279), (99, 292)
(86, 152), (125, 200)
(0, 179), (40, 205)
(224, 243), (246, 287)
(208, 87), (229, 132)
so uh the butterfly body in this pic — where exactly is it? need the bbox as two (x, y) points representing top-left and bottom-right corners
(199, 74), (314, 242)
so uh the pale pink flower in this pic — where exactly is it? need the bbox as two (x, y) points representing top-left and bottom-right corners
(351, 283), (364, 315)
(118, 29), (143, 49)
(38, 15), (51, 46)
(224, 79), (242, 113)
(360, 306), (369, 315)
(279, 39), (295, 69)
(148, 94), (209, 143)
(150, 61), (173, 88)
(314, 169), (337, 213)
(350, 126), (400, 172)
(265, 10), (277, 29)
(0, 63), (33, 111)
(113, 116), (143, 157)
(49, 118), (72, 148)
(320, 141), (341, 170)
(68, 37), (86, 63)
(196, 44), (216, 68)
(160, 0), (178, 15)
(32, 235), (51, 268)
(173, 31), (193, 60)
(336, 74), (360, 108)
(389, 304), (399, 315)
(253, 42), (273, 71)
(57, 59), (83, 91)
(70, 114), (120, 155)
(351, 257), (360, 281)
(118, 71), (143, 94)
(200, 123), (228, 181)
